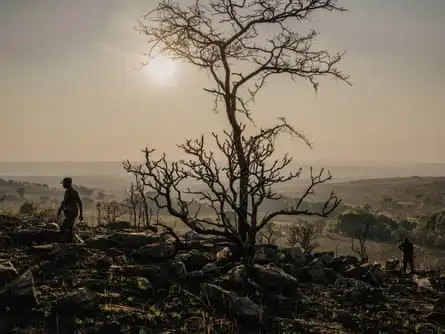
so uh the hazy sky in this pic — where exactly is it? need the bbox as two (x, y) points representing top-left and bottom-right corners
(1, 0), (444, 163)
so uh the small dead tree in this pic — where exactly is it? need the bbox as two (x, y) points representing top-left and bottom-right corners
(128, 0), (349, 264)
(124, 182), (138, 226)
(95, 201), (102, 227)
(134, 175), (155, 231)
(124, 177), (156, 231)
(16, 187), (25, 200)
(287, 219), (320, 252)
(257, 222), (281, 246)
(351, 220), (369, 263)
(102, 200), (127, 224)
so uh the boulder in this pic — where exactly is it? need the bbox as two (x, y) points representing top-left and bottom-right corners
(202, 283), (264, 330)
(132, 242), (177, 262)
(282, 247), (306, 265)
(0, 261), (18, 287)
(250, 264), (299, 292)
(0, 233), (12, 250)
(176, 249), (214, 271)
(254, 246), (281, 264)
(0, 270), (38, 314)
(6, 229), (62, 246)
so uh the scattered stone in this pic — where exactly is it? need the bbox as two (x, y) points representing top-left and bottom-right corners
(202, 283), (264, 330)
(283, 246), (306, 265)
(250, 264), (299, 292)
(0, 218), (443, 333)
(0, 261), (18, 287)
(176, 249), (213, 271)
(0, 270), (38, 314)
(51, 287), (98, 317)
(307, 266), (329, 284)
(0, 233), (12, 250)
(254, 246), (281, 264)
(132, 242), (177, 261)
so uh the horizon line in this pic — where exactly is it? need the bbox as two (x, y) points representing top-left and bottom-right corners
(0, 160), (445, 165)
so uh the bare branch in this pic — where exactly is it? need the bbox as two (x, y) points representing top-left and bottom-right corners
(127, 0), (350, 263)
(259, 167), (341, 229)
(138, 0), (350, 118)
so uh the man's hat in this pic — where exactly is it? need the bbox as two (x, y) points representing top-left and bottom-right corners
(61, 177), (72, 184)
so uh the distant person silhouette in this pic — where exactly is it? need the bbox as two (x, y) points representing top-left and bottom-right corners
(57, 177), (83, 243)
(398, 237), (414, 274)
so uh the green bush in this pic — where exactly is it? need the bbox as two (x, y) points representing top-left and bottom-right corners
(329, 207), (445, 250)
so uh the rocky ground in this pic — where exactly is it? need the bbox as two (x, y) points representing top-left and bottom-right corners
(1, 217), (445, 333)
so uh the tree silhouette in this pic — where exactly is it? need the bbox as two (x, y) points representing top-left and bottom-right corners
(126, 0), (350, 262)
(16, 187), (25, 200)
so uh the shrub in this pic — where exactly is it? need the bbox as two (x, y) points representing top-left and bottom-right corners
(287, 219), (320, 252)
(256, 222), (281, 246)
(19, 202), (36, 215)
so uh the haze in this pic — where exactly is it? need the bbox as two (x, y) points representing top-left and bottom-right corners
(1, 0), (444, 164)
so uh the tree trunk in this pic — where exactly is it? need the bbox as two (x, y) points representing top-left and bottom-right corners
(226, 102), (249, 243)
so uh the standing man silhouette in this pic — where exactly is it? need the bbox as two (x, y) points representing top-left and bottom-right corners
(398, 237), (415, 274)
(57, 177), (83, 243)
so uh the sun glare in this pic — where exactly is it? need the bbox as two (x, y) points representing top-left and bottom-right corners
(143, 56), (178, 87)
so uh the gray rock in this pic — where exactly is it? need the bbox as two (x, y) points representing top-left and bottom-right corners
(0, 261), (18, 288)
(226, 265), (247, 285)
(53, 287), (98, 313)
(202, 262), (220, 274)
(310, 257), (325, 268)
(0, 270), (38, 312)
(0, 233), (12, 250)
(367, 266), (384, 286)
(251, 264), (299, 291)
(319, 253), (334, 266)
(323, 267), (339, 282)
(307, 266), (329, 284)
(254, 246), (281, 264)
(201, 283), (264, 330)
(132, 242), (177, 261)
(176, 249), (214, 271)
(286, 246), (306, 265)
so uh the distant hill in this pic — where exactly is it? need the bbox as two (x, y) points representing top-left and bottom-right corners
(0, 161), (444, 179)
(0, 161), (444, 217)
(311, 176), (445, 216)
(1, 175), (130, 192)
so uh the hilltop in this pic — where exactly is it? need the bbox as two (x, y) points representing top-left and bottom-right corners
(1, 161), (444, 192)
(311, 176), (445, 216)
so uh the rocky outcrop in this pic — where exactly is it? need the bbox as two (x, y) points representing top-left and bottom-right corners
(0, 224), (443, 333)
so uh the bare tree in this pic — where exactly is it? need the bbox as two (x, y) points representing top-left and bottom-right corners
(124, 177), (156, 231)
(124, 182), (138, 226)
(126, 0), (349, 263)
(351, 219), (369, 263)
(102, 201), (127, 224)
(287, 218), (320, 252)
(95, 201), (103, 227)
(134, 174), (155, 231)
(16, 187), (25, 200)
(257, 222), (281, 246)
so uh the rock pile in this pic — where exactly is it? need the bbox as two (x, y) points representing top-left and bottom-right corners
(0, 219), (444, 333)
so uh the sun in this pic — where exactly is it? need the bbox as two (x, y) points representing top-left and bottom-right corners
(143, 56), (178, 87)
